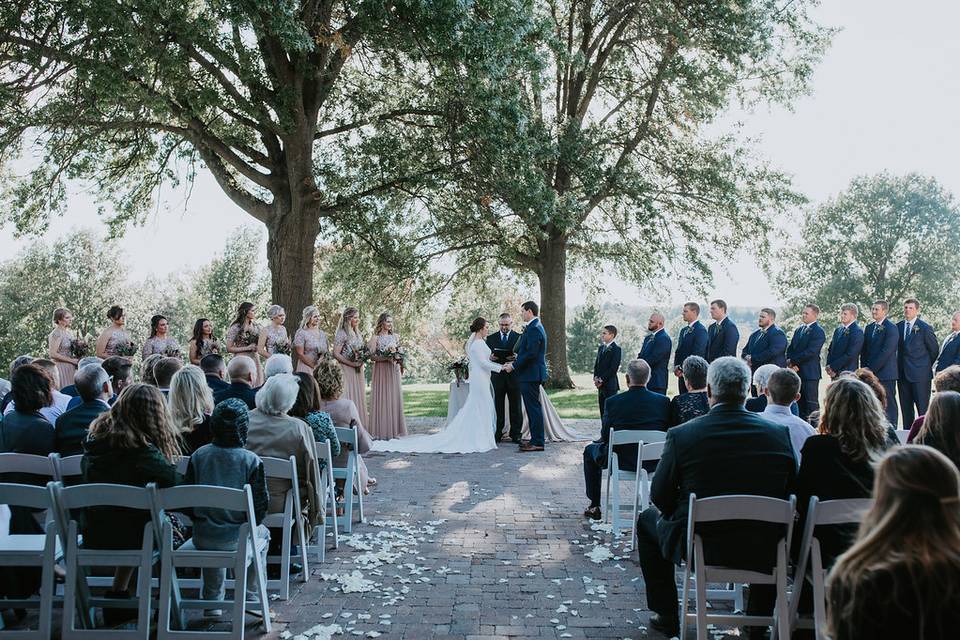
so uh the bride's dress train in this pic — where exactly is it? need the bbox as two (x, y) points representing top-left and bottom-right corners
(371, 335), (502, 454)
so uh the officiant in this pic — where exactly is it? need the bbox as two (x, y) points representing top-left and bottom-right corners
(488, 312), (523, 444)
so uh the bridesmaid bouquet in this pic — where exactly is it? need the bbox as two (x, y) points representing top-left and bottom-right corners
(116, 340), (138, 357)
(376, 344), (406, 365)
(349, 344), (371, 364)
(446, 357), (469, 384)
(237, 329), (259, 347)
(162, 344), (181, 358)
(70, 337), (90, 358)
(273, 338), (292, 356)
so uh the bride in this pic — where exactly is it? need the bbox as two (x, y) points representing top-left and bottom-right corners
(372, 317), (503, 454)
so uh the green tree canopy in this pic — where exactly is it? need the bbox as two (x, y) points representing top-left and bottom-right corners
(775, 173), (960, 324)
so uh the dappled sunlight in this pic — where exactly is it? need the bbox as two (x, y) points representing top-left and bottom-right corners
(381, 459), (412, 470)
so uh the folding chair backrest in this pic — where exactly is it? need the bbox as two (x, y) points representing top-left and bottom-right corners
(261, 455), (298, 483)
(690, 494), (796, 526)
(154, 484), (251, 514)
(0, 452), (57, 477)
(610, 430), (646, 446)
(895, 430), (909, 444)
(0, 481), (55, 511)
(639, 441), (665, 462)
(53, 454), (84, 481)
(335, 427), (358, 450)
(56, 482), (157, 512)
(174, 456), (190, 475)
(812, 498), (872, 527)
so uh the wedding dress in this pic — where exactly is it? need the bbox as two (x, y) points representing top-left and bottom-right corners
(371, 334), (502, 454)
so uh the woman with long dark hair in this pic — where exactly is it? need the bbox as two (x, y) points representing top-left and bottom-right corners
(95, 305), (133, 358)
(142, 314), (180, 359)
(225, 302), (262, 384)
(188, 318), (220, 365)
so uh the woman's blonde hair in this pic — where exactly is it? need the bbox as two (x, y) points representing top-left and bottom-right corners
(88, 384), (182, 461)
(300, 305), (320, 330)
(312, 354), (344, 400)
(374, 312), (393, 335)
(827, 445), (960, 638)
(818, 377), (888, 463)
(917, 390), (960, 468)
(168, 365), (214, 435)
(267, 304), (285, 321)
(338, 307), (360, 341)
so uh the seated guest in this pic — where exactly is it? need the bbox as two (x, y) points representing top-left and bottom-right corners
(636, 357), (796, 638)
(795, 377), (889, 571)
(669, 356), (709, 426)
(908, 365), (960, 442)
(184, 398), (269, 614)
(0, 363), (55, 455)
(59, 355), (102, 397)
(263, 354), (293, 381)
(850, 368), (900, 446)
(916, 390), (960, 469)
(4, 359), (71, 424)
(215, 355), (258, 409)
(761, 368), (815, 462)
(169, 365), (215, 453)
(289, 372), (341, 468)
(313, 356), (374, 492)
(153, 357), (183, 394)
(582, 359), (670, 521)
(0, 376), (9, 397)
(826, 446), (960, 640)
(82, 384), (182, 608)
(200, 354), (230, 394)
(0, 356), (34, 413)
(244, 374), (322, 532)
(745, 364), (800, 415)
(140, 353), (163, 386)
(55, 364), (112, 456)
(102, 356), (133, 400)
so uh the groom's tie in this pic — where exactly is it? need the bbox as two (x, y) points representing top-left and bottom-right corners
(501, 331), (508, 347)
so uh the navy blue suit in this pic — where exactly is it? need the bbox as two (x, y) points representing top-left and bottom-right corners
(897, 318), (939, 427)
(513, 318), (548, 447)
(936, 332), (960, 373)
(54, 399), (110, 457)
(673, 322), (708, 393)
(205, 374), (230, 395)
(593, 342), (622, 417)
(582, 386), (670, 507)
(639, 330), (672, 395)
(706, 317), (740, 363)
(741, 325), (787, 379)
(861, 318), (899, 426)
(826, 323), (864, 376)
(786, 322), (826, 420)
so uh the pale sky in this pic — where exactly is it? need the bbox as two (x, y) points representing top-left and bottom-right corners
(2, 0), (957, 309)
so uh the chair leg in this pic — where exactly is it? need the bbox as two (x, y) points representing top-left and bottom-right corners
(157, 544), (173, 639)
(252, 533), (272, 633)
(280, 513), (292, 600)
(813, 547), (827, 640)
(610, 469), (621, 535)
(38, 531), (56, 640)
(680, 562), (691, 640)
(694, 544), (708, 640)
(631, 471), (643, 546)
(603, 466), (612, 524)
(233, 545), (248, 640)
(327, 466), (339, 550)
(295, 513), (309, 583)
(776, 543), (790, 640)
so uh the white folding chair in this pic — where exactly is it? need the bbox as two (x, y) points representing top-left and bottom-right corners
(895, 430), (910, 444)
(308, 439), (339, 563)
(260, 456), (309, 600)
(0, 482), (61, 640)
(333, 427), (364, 533)
(50, 454), (83, 484)
(679, 493), (797, 640)
(789, 497), (871, 640)
(0, 453), (57, 480)
(602, 430), (666, 539)
(173, 457), (190, 475)
(152, 484), (271, 639)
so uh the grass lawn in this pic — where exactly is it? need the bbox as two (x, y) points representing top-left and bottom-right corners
(402, 373), (602, 419)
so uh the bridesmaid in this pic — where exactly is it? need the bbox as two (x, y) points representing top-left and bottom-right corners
(95, 305), (133, 358)
(48, 307), (79, 389)
(141, 314), (180, 359)
(257, 305), (289, 358)
(188, 318), (220, 365)
(226, 302), (262, 384)
(333, 306), (369, 428)
(366, 312), (406, 440)
(293, 305), (329, 374)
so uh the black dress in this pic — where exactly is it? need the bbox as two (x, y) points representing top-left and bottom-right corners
(669, 391), (709, 426)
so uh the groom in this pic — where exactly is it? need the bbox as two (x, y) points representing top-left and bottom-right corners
(503, 301), (548, 452)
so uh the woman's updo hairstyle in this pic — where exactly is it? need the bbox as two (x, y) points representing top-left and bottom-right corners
(107, 305), (124, 321)
(470, 317), (487, 334)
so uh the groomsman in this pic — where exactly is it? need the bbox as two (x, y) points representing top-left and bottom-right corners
(593, 325), (622, 417)
(487, 312), (523, 443)
(741, 308), (787, 394)
(673, 302), (708, 394)
(706, 299), (740, 362)
(935, 311), (960, 373)
(861, 300), (899, 426)
(826, 303), (864, 379)
(786, 303), (826, 421)
(639, 312), (672, 395)
(897, 298), (939, 427)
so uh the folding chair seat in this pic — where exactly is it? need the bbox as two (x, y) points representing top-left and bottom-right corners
(789, 497), (871, 640)
(679, 493), (797, 640)
(332, 427), (364, 533)
(259, 456), (309, 600)
(602, 429), (666, 540)
(151, 483), (271, 640)
(51, 482), (162, 639)
(0, 482), (61, 640)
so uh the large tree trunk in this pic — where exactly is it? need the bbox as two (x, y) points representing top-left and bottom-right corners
(266, 203), (321, 336)
(538, 235), (575, 389)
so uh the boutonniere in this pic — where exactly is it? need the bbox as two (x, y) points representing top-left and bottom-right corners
(875, 324), (884, 334)
(842, 327), (850, 337)
(912, 325), (921, 334)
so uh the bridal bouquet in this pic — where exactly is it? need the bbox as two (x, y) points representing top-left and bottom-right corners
(69, 337), (90, 358)
(116, 340), (138, 357)
(272, 338), (292, 356)
(446, 357), (469, 384)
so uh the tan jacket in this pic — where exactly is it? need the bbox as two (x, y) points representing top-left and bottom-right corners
(245, 409), (323, 528)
